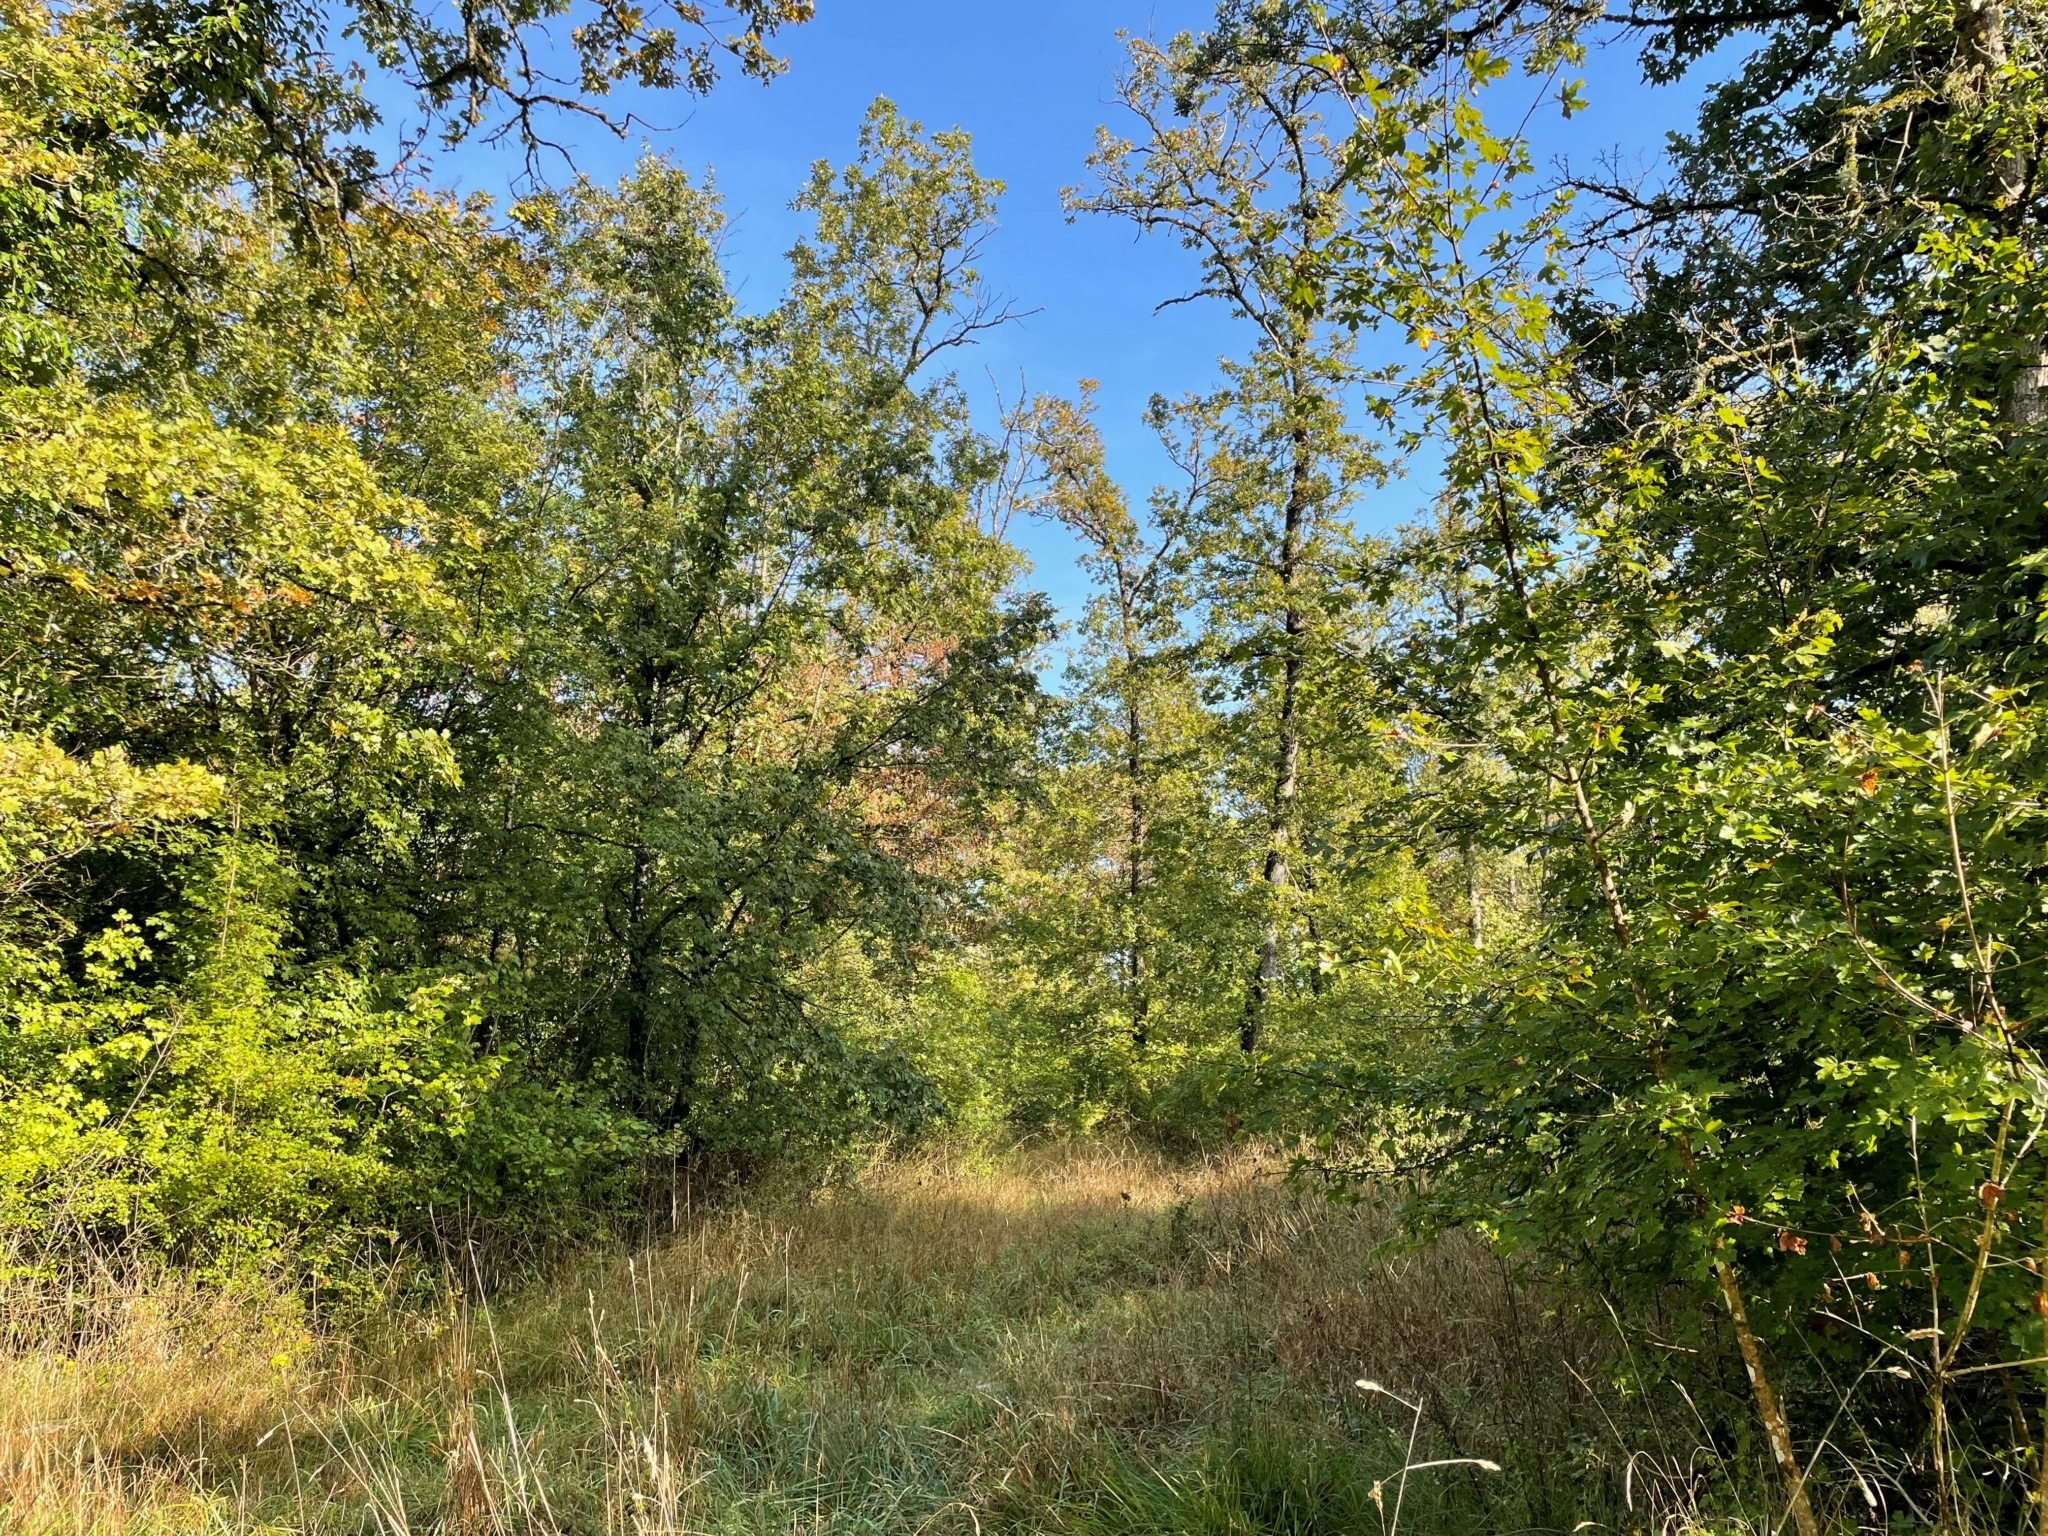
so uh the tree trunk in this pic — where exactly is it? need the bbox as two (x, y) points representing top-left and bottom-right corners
(1126, 692), (1149, 1049)
(1716, 1257), (1822, 1536)
(473, 923), (508, 1055)
(623, 844), (654, 1091)
(1465, 842), (1485, 952)
(1244, 417), (1309, 1053)
(1957, 0), (2006, 81)
(1955, 0), (2042, 428)
(666, 1008), (704, 1140)
(1302, 865), (1327, 998)
(2011, 351), (2048, 428)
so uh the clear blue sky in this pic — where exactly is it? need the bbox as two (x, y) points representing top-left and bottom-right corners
(404, 2), (1704, 626)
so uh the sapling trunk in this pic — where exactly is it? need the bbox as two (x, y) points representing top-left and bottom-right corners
(2038, 1175), (2048, 1536)
(1465, 842), (1484, 952)
(1126, 689), (1149, 1049)
(1715, 1255), (1819, 1536)
(1245, 413), (1311, 1053)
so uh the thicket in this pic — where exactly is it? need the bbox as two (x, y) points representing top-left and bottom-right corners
(9, 0), (2048, 1524)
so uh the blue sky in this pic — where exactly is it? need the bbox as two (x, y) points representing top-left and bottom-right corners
(400, 1), (1707, 625)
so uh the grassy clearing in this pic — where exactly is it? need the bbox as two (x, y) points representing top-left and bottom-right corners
(0, 1144), (1760, 1535)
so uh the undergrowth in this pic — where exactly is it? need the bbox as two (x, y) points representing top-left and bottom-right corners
(0, 1143), (1779, 1534)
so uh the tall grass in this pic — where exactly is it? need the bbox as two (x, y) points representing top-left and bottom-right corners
(0, 1143), (1773, 1534)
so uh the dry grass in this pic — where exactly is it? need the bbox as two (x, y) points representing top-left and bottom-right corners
(0, 1142), (1722, 1535)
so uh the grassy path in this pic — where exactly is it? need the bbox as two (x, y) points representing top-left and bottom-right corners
(3, 1145), (1626, 1534)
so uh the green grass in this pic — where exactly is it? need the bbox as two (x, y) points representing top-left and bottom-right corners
(0, 1143), (1767, 1535)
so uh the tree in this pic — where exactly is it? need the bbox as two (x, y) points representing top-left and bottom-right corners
(438, 104), (1049, 1156)
(1072, 32), (1382, 1051)
(1016, 384), (1207, 1053)
(1187, 0), (2048, 1521)
(4, 0), (1073, 1268)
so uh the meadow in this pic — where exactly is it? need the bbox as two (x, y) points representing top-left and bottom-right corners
(0, 1144), (1751, 1536)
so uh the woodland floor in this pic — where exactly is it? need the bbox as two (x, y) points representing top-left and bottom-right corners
(0, 1144), (1729, 1535)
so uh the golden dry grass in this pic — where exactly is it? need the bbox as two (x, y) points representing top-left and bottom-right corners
(0, 1142), (1645, 1535)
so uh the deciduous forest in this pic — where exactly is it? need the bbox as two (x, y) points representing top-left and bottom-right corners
(6, 0), (2048, 1528)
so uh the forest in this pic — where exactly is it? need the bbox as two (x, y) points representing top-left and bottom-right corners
(5, 0), (2048, 1528)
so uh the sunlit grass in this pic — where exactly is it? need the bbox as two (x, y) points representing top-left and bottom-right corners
(1, 1142), (1692, 1535)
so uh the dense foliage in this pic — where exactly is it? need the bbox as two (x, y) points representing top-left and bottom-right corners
(1128, 0), (2048, 1524)
(0, 0), (1043, 1272)
(9, 0), (2048, 1521)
